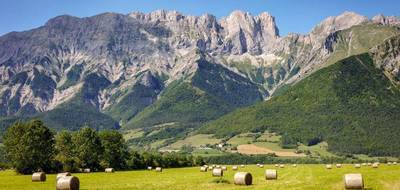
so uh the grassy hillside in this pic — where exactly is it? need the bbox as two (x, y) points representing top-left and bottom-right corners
(2, 165), (400, 190)
(106, 84), (159, 124)
(125, 81), (234, 129)
(324, 24), (399, 67)
(0, 99), (119, 135)
(36, 100), (119, 131)
(105, 72), (163, 125)
(124, 58), (263, 129)
(200, 53), (400, 156)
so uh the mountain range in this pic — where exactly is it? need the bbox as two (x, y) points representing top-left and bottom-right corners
(0, 10), (399, 155)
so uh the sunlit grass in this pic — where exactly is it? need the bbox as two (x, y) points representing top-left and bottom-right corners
(1, 164), (399, 190)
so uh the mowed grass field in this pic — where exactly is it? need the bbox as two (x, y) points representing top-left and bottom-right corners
(1, 164), (399, 190)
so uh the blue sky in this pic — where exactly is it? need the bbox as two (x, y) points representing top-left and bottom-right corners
(1, 0), (399, 36)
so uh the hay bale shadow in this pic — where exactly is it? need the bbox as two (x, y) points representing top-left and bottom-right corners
(211, 177), (231, 184)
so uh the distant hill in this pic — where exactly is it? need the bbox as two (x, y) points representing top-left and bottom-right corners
(200, 53), (400, 156)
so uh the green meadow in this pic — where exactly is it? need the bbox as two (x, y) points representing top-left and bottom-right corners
(1, 164), (399, 190)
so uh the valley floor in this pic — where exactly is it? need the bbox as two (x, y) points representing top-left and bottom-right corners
(1, 164), (400, 190)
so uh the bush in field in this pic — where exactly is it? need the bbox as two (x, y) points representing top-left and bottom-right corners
(3, 120), (55, 174)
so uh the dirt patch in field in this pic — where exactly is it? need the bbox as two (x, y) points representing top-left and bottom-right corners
(237, 144), (306, 157)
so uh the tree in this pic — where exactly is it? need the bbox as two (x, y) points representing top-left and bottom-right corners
(55, 130), (77, 172)
(193, 155), (205, 166)
(142, 152), (155, 167)
(128, 151), (144, 169)
(0, 144), (9, 168)
(3, 120), (55, 174)
(99, 130), (129, 169)
(180, 144), (194, 154)
(72, 127), (103, 170)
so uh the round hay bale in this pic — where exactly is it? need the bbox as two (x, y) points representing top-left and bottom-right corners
(259, 164), (264, 168)
(344, 173), (363, 189)
(208, 166), (214, 170)
(367, 163), (372, 166)
(240, 165), (245, 168)
(56, 172), (71, 181)
(354, 164), (361, 168)
(83, 168), (90, 173)
(256, 163), (260, 167)
(155, 167), (162, 172)
(200, 166), (208, 172)
(232, 166), (238, 170)
(388, 162), (392, 165)
(336, 164), (342, 168)
(234, 172), (252, 185)
(372, 163), (379, 168)
(221, 166), (227, 171)
(361, 163), (367, 166)
(212, 168), (223, 177)
(393, 162), (397, 165)
(326, 164), (332, 169)
(279, 164), (285, 168)
(147, 166), (152, 170)
(212, 165), (216, 167)
(32, 172), (46, 182)
(274, 164), (279, 167)
(105, 168), (114, 173)
(265, 169), (277, 180)
(216, 165), (221, 168)
(292, 164), (297, 167)
(56, 176), (80, 190)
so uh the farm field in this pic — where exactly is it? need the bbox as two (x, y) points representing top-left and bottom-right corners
(236, 144), (305, 157)
(1, 164), (400, 190)
(167, 134), (222, 149)
(121, 130), (348, 159)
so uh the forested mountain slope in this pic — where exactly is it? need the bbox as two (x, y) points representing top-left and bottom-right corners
(200, 53), (400, 156)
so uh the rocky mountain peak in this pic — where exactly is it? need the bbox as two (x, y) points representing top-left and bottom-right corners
(219, 10), (279, 54)
(372, 14), (400, 26)
(44, 15), (80, 26)
(128, 9), (184, 22)
(222, 10), (278, 37)
(308, 11), (369, 47)
(256, 12), (279, 36)
(148, 9), (184, 22)
(312, 11), (368, 36)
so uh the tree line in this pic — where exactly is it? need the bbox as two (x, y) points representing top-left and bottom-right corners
(2, 119), (204, 174)
(203, 153), (393, 165)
